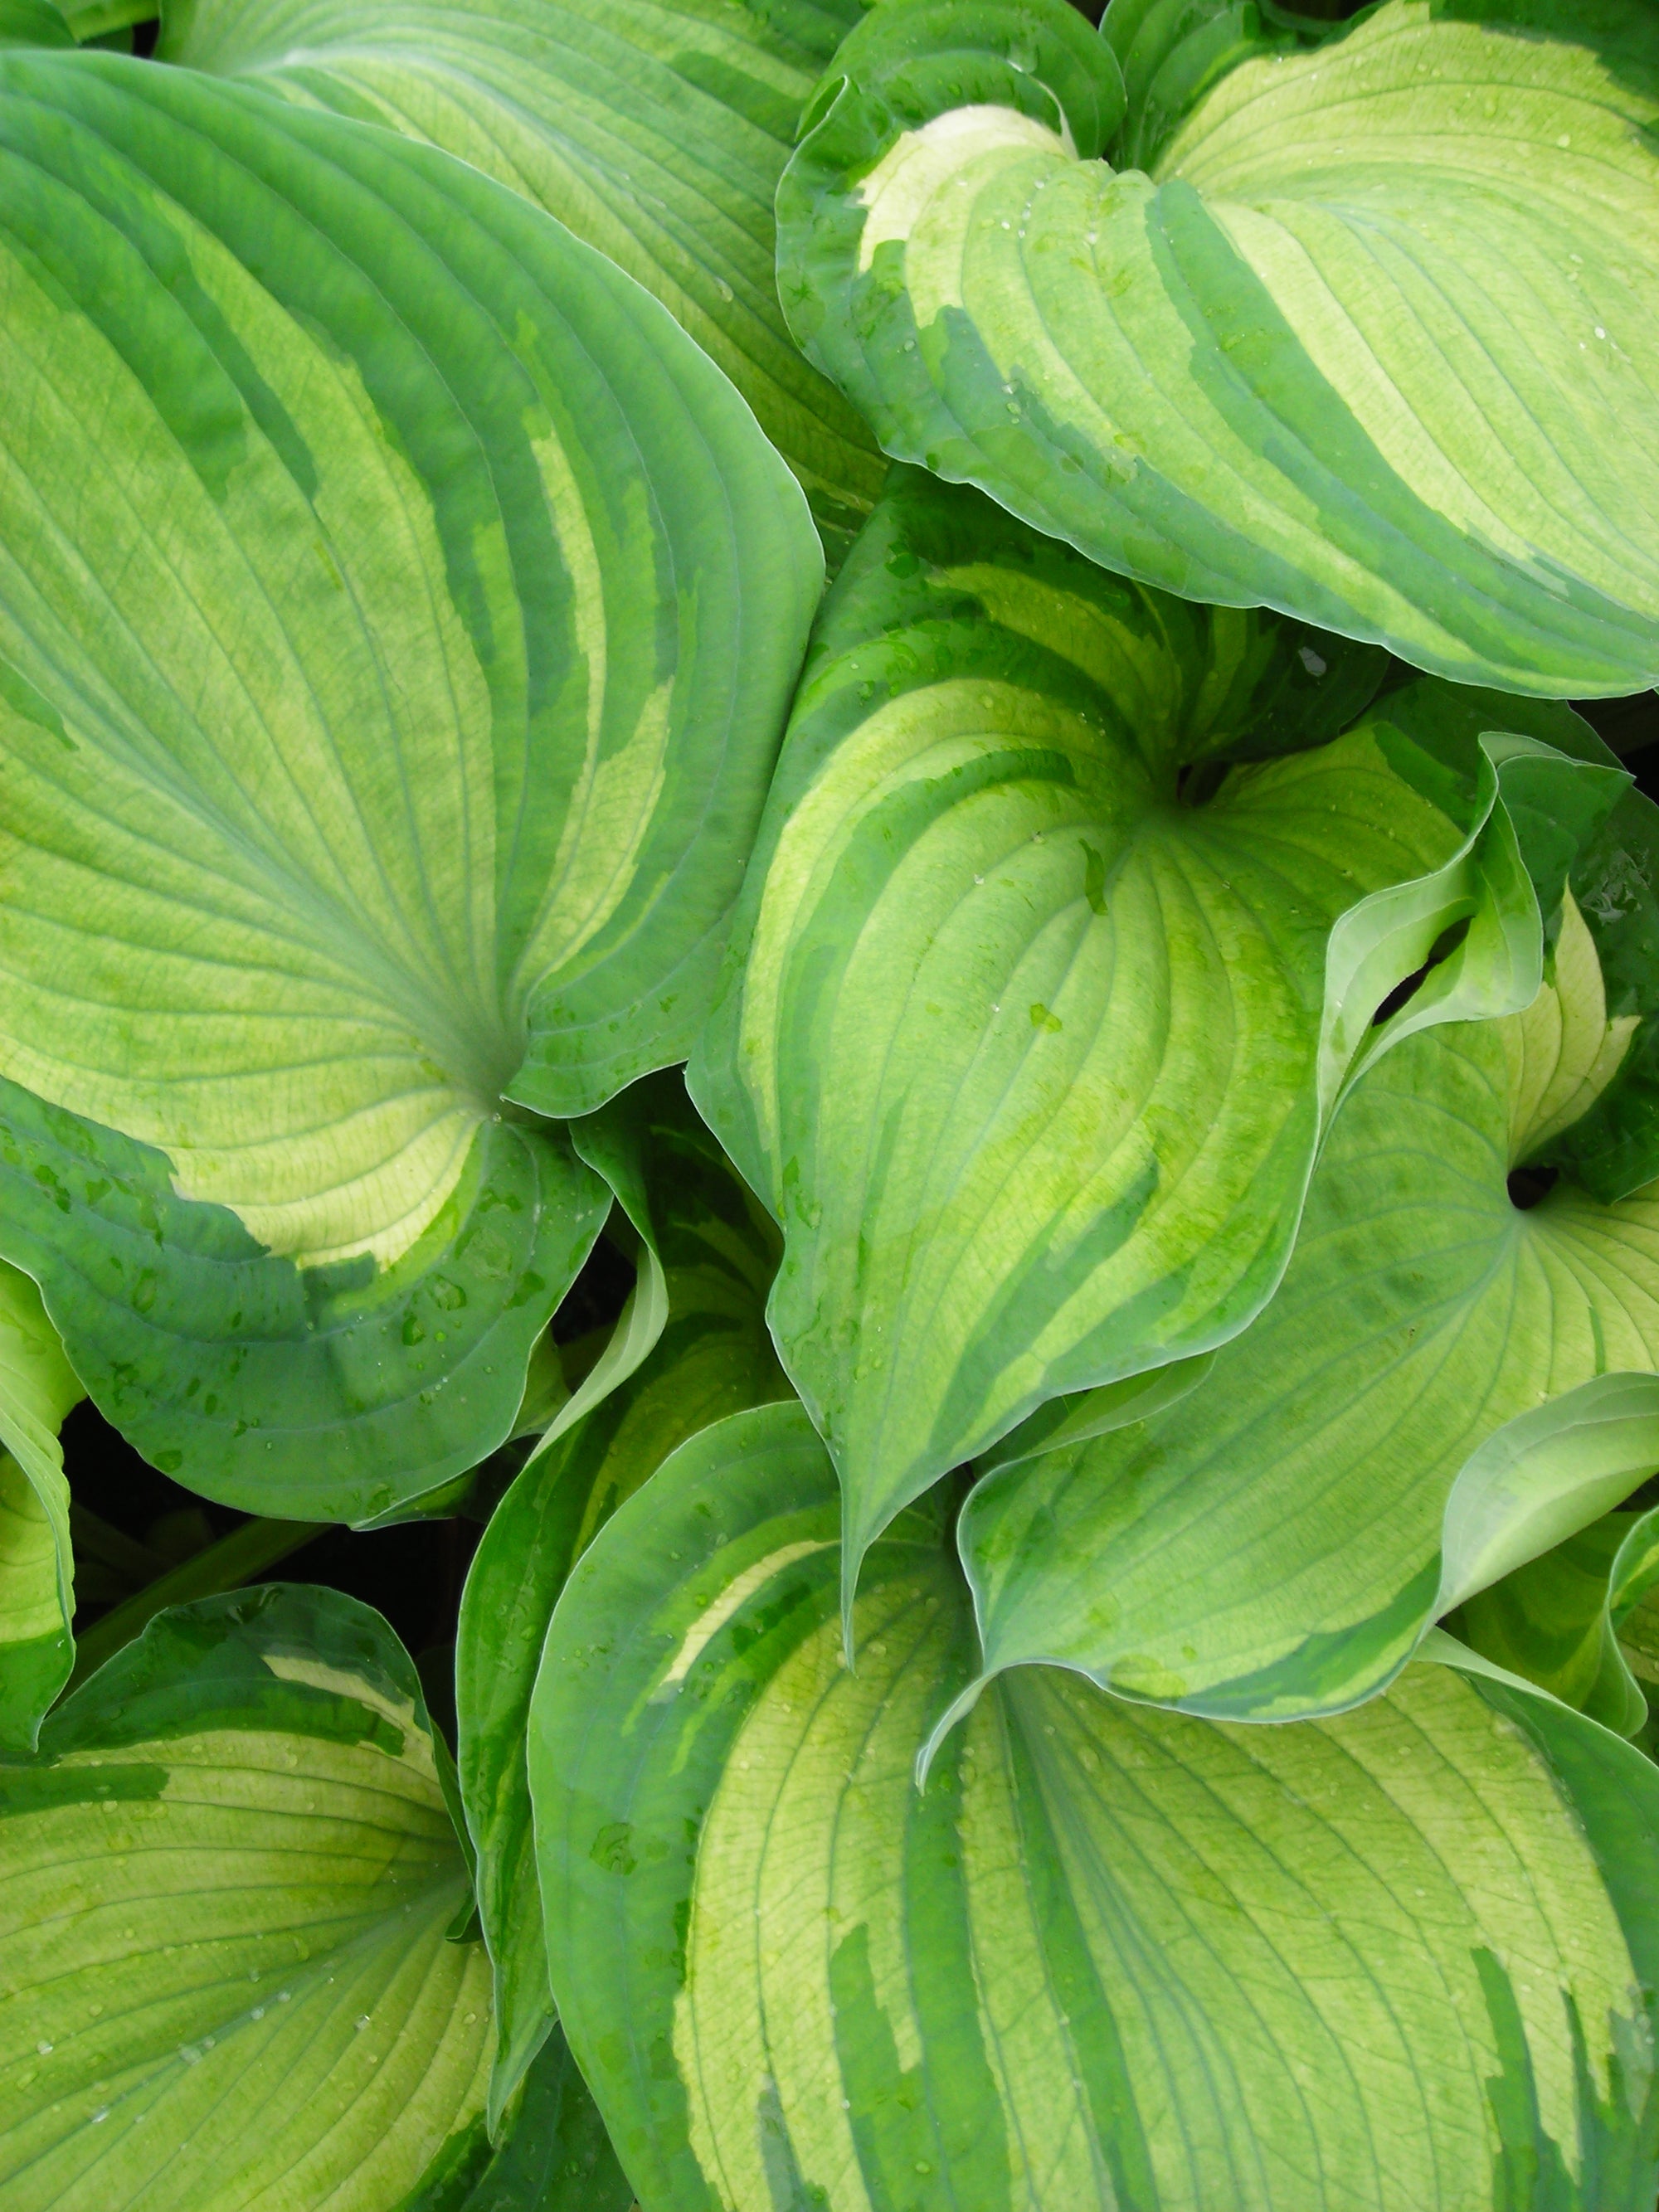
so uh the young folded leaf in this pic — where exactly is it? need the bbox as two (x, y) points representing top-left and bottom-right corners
(0, 1583), (495, 2212)
(777, 0), (1659, 694)
(158, 0), (885, 562)
(692, 468), (1626, 1621)
(0, 52), (820, 1521)
(455, 1072), (787, 2127)
(0, 1265), (82, 1753)
(533, 1401), (1659, 2212)
(961, 873), (1659, 1726)
(1449, 1500), (1659, 1738)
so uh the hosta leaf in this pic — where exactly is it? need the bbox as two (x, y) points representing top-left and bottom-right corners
(0, 52), (819, 1519)
(158, 0), (885, 564)
(778, 0), (1659, 694)
(455, 1075), (786, 2125)
(691, 468), (1626, 1611)
(0, 0), (71, 43)
(406, 2025), (633, 2212)
(532, 1400), (1659, 2212)
(960, 885), (1659, 1725)
(0, 1583), (496, 2211)
(0, 1265), (81, 1754)
(1542, 787), (1659, 1200)
(1449, 1500), (1659, 1738)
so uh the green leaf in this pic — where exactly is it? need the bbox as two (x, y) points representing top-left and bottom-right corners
(0, 1263), (82, 1754)
(1542, 787), (1659, 1199)
(1447, 1499), (1659, 1738)
(0, 0), (71, 44)
(532, 1400), (1659, 2211)
(157, 0), (885, 566)
(401, 2025), (633, 2212)
(0, 51), (820, 1519)
(690, 467), (1624, 1615)
(959, 890), (1659, 1725)
(455, 1077), (786, 2126)
(0, 1582), (496, 2210)
(778, 0), (1659, 694)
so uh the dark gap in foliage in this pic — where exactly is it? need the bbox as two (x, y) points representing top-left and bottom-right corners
(1506, 1164), (1559, 1212)
(1370, 918), (1470, 1027)
(1574, 690), (1659, 761)
(1175, 759), (1228, 807)
(61, 1216), (636, 1705)
(552, 1227), (635, 1344)
(65, 1394), (475, 1709)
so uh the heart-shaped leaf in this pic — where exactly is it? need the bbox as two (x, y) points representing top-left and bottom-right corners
(455, 1073), (787, 2123)
(0, 1583), (496, 2210)
(533, 1400), (1659, 2212)
(960, 874), (1659, 1726)
(158, 0), (885, 562)
(691, 468), (1626, 1611)
(0, 50), (819, 1519)
(778, 0), (1659, 693)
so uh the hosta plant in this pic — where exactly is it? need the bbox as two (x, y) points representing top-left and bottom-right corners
(2, 0), (1659, 2206)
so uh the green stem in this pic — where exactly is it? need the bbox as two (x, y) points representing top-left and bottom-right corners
(69, 1515), (331, 1687)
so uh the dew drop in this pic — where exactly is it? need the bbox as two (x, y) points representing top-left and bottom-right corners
(355, 2016), (371, 2032)
(36, 2041), (51, 2056)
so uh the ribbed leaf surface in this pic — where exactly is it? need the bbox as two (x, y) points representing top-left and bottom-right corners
(778, 0), (1659, 693)
(533, 1403), (1659, 2212)
(693, 469), (1624, 1599)
(0, 1585), (494, 2211)
(0, 51), (819, 1515)
(961, 968), (1659, 1723)
(160, 0), (885, 562)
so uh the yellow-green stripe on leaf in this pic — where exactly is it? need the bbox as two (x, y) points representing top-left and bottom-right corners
(455, 1072), (787, 2127)
(533, 1402), (1659, 2212)
(158, 0), (885, 566)
(961, 881), (1659, 1724)
(692, 469), (1628, 1616)
(0, 1584), (495, 2212)
(780, 0), (1659, 695)
(0, 53), (820, 1519)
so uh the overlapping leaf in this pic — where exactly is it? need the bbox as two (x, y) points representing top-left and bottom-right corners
(0, 1267), (81, 1753)
(692, 468), (1626, 1608)
(533, 1401), (1659, 2212)
(778, 0), (1659, 693)
(158, 0), (884, 562)
(0, 48), (819, 1519)
(1450, 1499), (1659, 1738)
(455, 1072), (787, 2123)
(0, 1583), (495, 2210)
(960, 874), (1659, 1726)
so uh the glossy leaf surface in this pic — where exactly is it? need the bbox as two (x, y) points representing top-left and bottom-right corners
(160, 0), (884, 562)
(533, 1402), (1659, 2212)
(0, 1584), (494, 2210)
(0, 51), (818, 1518)
(693, 469), (1624, 1602)
(778, 0), (1659, 693)
(961, 900), (1659, 1723)
(455, 1075), (786, 2123)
